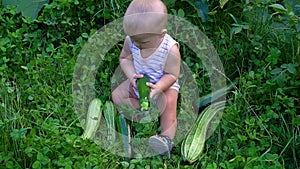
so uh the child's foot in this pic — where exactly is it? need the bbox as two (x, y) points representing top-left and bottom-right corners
(149, 134), (174, 159)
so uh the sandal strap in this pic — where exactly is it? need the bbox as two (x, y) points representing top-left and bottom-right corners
(149, 134), (174, 159)
(157, 134), (174, 149)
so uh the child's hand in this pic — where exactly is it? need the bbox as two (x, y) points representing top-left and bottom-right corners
(146, 82), (162, 99)
(130, 74), (144, 88)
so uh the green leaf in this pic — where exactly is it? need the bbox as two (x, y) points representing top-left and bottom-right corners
(32, 161), (41, 169)
(3, 57), (10, 63)
(162, 0), (177, 6)
(178, 9), (185, 17)
(2, 0), (49, 20)
(220, 0), (229, 9)
(269, 4), (288, 13)
(2, 0), (18, 6)
(229, 13), (239, 24)
(249, 71), (255, 79)
(37, 152), (50, 165)
(294, 116), (300, 125)
(46, 43), (55, 52)
(271, 68), (282, 75)
(25, 147), (34, 157)
(183, 0), (209, 22)
(266, 47), (280, 65)
(273, 72), (286, 86)
(5, 161), (14, 168)
(0, 47), (6, 52)
(231, 26), (242, 34)
(281, 63), (296, 74)
(198, 83), (234, 108)
(82, 33), (89, 38)
(121, 161), (130, 168)
(10, 128), (28, 140)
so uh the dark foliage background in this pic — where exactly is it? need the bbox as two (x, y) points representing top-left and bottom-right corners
(0, 0), (299, 168)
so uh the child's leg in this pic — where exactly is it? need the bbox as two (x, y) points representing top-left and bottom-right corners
(149, 89), (178, 158)
(112, 79), (139, 109)
(157, 89), (178, 139)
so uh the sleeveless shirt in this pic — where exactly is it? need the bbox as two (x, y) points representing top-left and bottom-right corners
(129, 34), (180, 97)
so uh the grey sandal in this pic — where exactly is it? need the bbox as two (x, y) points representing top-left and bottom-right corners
(149, 134), (174, 159)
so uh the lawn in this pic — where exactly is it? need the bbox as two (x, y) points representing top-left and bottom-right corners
(0, 0), (299, 168)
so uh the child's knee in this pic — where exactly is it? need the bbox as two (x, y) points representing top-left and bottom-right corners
(112, 87), (124, 105)
(111, 89), (119, 104)
(165, 90), (178, 105)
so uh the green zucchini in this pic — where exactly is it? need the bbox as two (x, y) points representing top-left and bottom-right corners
(82, 98), (102, 140)
(103, 101), (116, 145)
(181, 101), (225, 163)
(116, 114), (132, 160)
(137, 75), (151, 111)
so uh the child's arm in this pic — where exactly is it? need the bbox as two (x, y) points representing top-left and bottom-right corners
(120, 36), (143, 87)
(147, 44), (181, 98)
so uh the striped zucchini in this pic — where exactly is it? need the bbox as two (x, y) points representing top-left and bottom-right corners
(181, 101), (225, 163)
(82, 98), (102, 140)
(103, 101), (116, 145)
(116, 114), (132, 160)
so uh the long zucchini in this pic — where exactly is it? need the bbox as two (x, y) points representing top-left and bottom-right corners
(103, 101), (116, 145)
(82, 98), (102, 140)
(181, 101), (225, 163)
(116, 114), (132, 160)
(137, 75), (151, 111)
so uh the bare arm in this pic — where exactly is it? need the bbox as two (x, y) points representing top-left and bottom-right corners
(120, 36), (143, 87)
(147, 44), (181, 98)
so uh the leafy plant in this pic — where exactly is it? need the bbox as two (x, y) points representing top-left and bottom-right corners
(0, 0), (299, 168)
(2, 0), (49, 20)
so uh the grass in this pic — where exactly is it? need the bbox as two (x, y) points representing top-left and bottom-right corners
(0, 0), (299, 168)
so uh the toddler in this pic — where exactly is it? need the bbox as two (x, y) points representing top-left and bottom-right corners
(112, 0), (181, 158)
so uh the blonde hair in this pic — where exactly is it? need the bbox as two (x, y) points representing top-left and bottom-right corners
(123, 0), (168, 36)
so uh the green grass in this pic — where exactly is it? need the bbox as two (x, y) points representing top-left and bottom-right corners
(0, 0), (299, 168)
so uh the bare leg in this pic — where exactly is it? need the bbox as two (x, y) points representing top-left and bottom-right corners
(112, 79), (139, 109)
(157, 89), (178, 139)
(148, 89), (178, 158)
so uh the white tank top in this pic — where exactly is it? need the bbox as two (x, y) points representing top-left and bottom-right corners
(129, 34), (180, 97)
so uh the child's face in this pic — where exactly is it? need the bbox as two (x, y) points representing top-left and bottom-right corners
(123, 12), (167, 37)
(130, 33), (163, 49)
